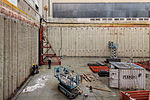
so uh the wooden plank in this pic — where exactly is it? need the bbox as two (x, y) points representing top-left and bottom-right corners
(83, 73), (91, 82)
(86, 85), (111, 92)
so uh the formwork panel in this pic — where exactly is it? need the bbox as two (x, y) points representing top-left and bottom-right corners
(93, 27), (97, 56)
(83, 27), (88, 56)
(31, 26), (34, 64)
(0, 14), (4, 100)
(94, 27), (98, 56)
(3, 16), (10, 100)
(12, 19), (17, 93)
(9, 19), (13, 96)
(35, 27), (38, 64)
(125, 28), (130, 57)
(75, 27), (79, 56)
(62, 27), (68, 56)
(48, 27), (61, 56)
(102, 28), (106, 56)
(70, 28), (76, 56)
(136, 28), (140, 57)
(20, 22), (25, 85)
(130, 28), (133, 57)
(8, 18), (13, 98)
(22, 22), (26, 81)
(106, 28), (111, 57)
(25, 24), (31, 79)
(17, 20), (22, 87)
(82, 27), (86, 56)
(132, 28), (137, 57)
(31, 27), (35, 64)
(56, 27), (61, 55)
(143, 28), (149, 57)
(99, 28), (104, 56)
(138, 28), (144, 57)
(135, 28), (139, 57)
(66, 27), (71, 56)
(28, 25), (32, 76)
(118, 28), (124, 57)
(24, 24), (28, 78)
(17, 20), (21, 88)
(76, 27), (82, 56)
(90, 27), (95, 56)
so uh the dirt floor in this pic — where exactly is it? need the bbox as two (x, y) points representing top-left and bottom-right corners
(14, 57), (150, 100)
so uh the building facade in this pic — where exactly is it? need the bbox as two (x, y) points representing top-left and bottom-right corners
(46, 0), (150, 22)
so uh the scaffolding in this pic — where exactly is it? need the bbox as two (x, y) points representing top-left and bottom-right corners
(39, 25), (61, 65)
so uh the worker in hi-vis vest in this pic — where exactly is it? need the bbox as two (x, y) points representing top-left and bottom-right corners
(48, 59), (51, 69)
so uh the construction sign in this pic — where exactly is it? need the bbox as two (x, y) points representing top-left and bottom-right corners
(7, 0), (17, 6)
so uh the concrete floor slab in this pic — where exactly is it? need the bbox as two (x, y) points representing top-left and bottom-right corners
(15, 57), (150, 100)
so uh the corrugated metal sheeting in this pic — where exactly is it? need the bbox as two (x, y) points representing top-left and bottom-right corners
(0, 14), (38, 100)
(48, 26), (150, 57)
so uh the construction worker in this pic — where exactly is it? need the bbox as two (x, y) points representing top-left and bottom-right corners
(48, 60), (51, 69)
(35, 64), (39, 74)
(32, 64), (36, 75)
(89, 86), (93, 92)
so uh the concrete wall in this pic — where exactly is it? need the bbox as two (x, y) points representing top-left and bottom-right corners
(47, 25), (150, 57)
(0, 13), (38, 100)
